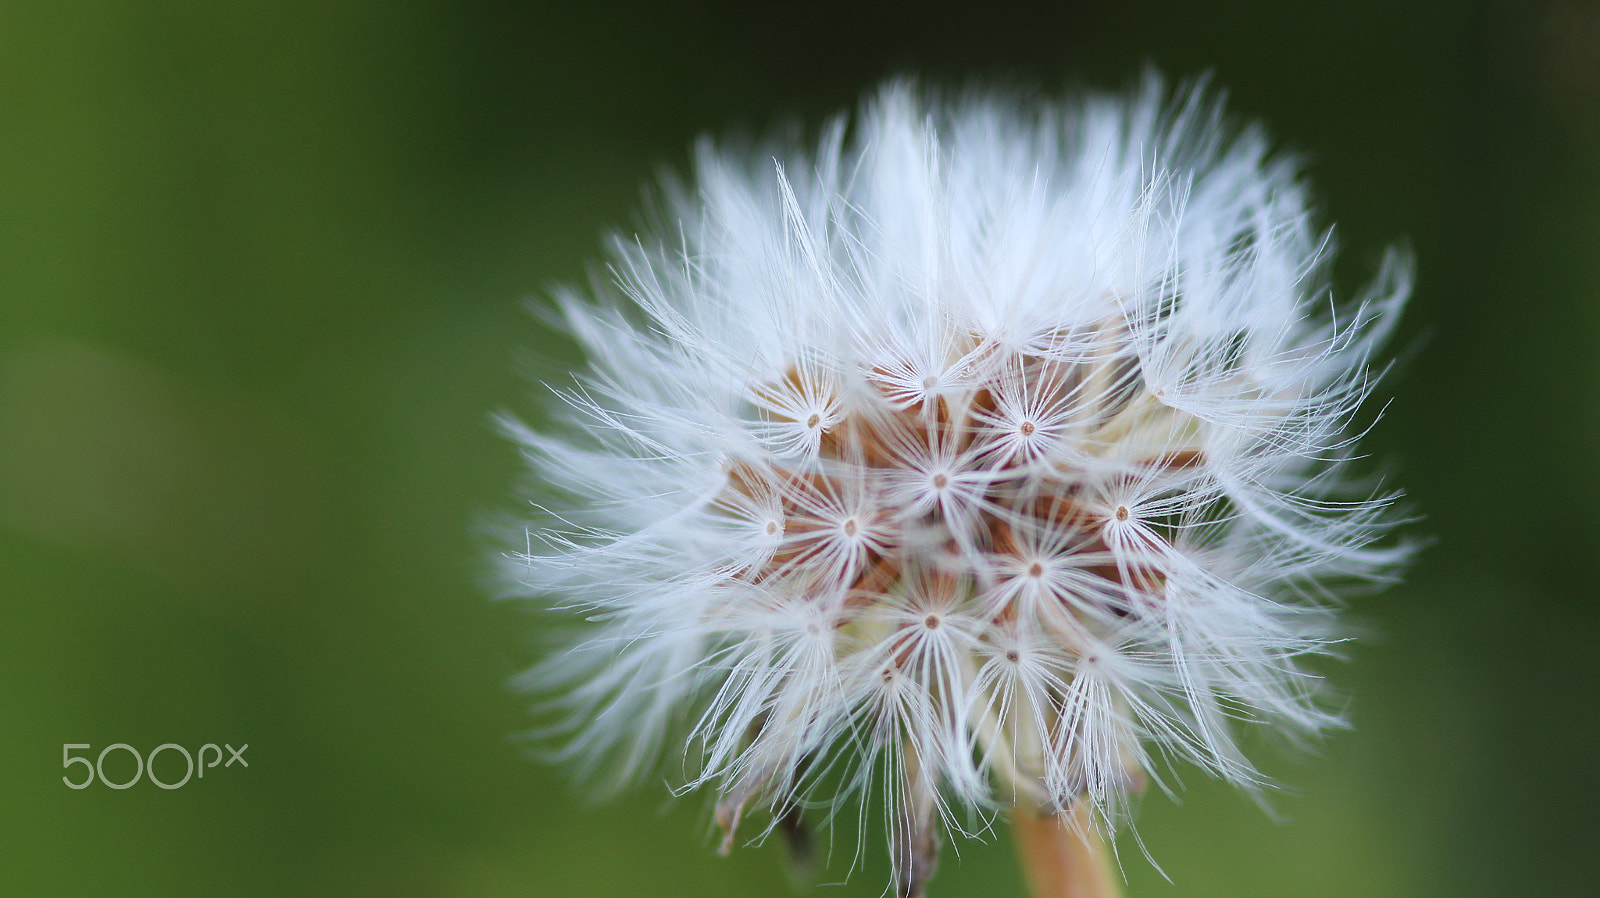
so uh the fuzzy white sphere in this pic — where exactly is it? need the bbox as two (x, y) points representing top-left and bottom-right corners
(502, 76), (1412, 895)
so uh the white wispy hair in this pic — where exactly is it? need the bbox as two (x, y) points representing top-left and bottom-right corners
(501, 75), (1412, 896)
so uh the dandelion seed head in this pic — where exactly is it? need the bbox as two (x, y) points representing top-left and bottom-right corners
(501, 74), (1413, 895)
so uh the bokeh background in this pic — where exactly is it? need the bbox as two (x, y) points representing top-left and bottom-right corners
(4, 1), (1598, 895)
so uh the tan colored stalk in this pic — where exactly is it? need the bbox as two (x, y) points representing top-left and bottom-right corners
(1012, 804), (1122, 898)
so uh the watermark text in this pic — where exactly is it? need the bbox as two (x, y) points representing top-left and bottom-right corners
(63, 743), (248, 789)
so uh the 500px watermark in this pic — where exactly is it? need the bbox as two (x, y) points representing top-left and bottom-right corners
(62, 743), (248, 790)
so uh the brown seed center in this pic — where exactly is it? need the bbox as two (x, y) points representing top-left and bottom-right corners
(1019, 420), (1036, 435)
(1115, 505), (1129, 521)
(805, 413), (820, 429)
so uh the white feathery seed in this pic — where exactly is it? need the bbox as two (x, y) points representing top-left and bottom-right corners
(500, 75), (1413, 896)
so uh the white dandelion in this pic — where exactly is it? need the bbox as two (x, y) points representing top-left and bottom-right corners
(501, 75), (1413, 898)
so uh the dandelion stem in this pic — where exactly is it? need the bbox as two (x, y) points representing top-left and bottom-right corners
(1012, 804), (1122, 898)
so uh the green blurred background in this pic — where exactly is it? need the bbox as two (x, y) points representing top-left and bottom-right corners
(3, 1), (1597, 895)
